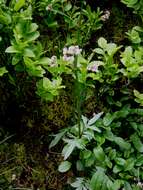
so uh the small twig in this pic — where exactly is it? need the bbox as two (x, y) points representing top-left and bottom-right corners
(0, 134), (15, 145)
(11, 188), (32, 190)
(1, 157), (15, 165)
(48, 150), (62, 155)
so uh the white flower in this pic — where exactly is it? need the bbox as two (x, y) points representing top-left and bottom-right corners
(63, 47), (68, 55)
(12, 174), (16, 181)
(101, 10), (110, 21)
(62, 45), (82, 62)
(137, 182), (143, 187)
(46, 4), (52, 11)
(87, 65), (98, 72)
(63, 55), (74, 62)
(74, 46), (82, 55)
(50, 55), (57, 67)
(68, 46), (76, 55)
(87, 61), (103, 72)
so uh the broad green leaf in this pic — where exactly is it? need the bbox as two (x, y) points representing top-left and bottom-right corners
(64, 2), (72, 11)
(124, 158), (134, 171)
(71, 177), (90, 189)
(106, 43), (118, 56)
(5, 46), (20, 53)
(90, 168), (113, 190)
(82, 150), (92, 159)
(0, 67), (8, 76)
(82, 115), (88, 126)
(76, 160), (84, 171)
(25, 31), (40, 42)
(134, 89), (143, 99)
(131, 108), (143, 116)
(36, 77), (64, 101)
(14, 0), (25, 11)
(135, 155), (143, 166)
(24, 48), (35, 57)
(101, 177), (108, 190)
(85, 154), (95, 167)
(94, 48), (104, 54)
(86, 125), (101, 133)
(12, 55), (21, 65)
(94, 135), (105, 145)
(24, 57), (45, 77)
(114, 137), (131, 150)
(105, 130), (115, 141)
(93, 146), (105, 161)
(121, 0), (138, 6)
(0, 10), (11, 25)
(58, 161), (71, 173)
(29, 23), (38, 33)
(38, 57), (50, 65)
(62, 138), (85, 160)
(108, 149), (116, 160)
(103, 113), (115, 126)
(28, 65), (45, 77)
(107, 178), (114, 190)
(105, 156), (112, 168)
(71, 178), (85, 188)
(88, 112), (103, 126)
(90, 169), (104, 190)
(124, 181), (132, 190)
(98, 37), (107, 49)
(49, 130), (66, 148)
(113, 165), (123, 173)
(115, 109), (130, 119)
(111, 180), (122, 190)
(130, 133), (143, 152)
(62, 143), (75, 160)
(134, 89), (143, 106)
(115, 158), (126, 166)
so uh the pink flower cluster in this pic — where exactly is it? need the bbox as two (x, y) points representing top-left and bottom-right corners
(87, 64), (99, 72)
(63, 46), (82, 62)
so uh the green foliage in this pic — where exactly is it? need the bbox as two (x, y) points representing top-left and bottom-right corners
(121, 0), (143, 15)
(37, 0), (102, 46)
(1, 0), (143, 189)
(36, 77), (64, 101)
(120, 46), (143, 78)
(126, 26), (143, 44)
(134, 89), (143, 106)
(48, 36), (143, 188)
(0, 66), (8, 76)
(58, 161), (72, 173)
(51, 105), (143, 189)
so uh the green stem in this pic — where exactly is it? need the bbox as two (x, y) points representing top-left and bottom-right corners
(73, 56), (82, 138)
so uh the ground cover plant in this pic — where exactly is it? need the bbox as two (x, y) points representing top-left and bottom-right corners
(0, 0), (143, 189)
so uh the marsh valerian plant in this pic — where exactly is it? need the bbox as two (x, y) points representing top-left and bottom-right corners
(49, 37), (143, 190)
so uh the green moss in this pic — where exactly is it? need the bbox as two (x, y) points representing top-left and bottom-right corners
(41, 93), (72, 130)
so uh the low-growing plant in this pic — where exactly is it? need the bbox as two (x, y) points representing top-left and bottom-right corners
(121, 0), (143, 15)
(48, 35), (143, 189)
(50, 105), (143, 190)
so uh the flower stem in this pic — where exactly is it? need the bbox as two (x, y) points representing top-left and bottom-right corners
(73, 56), (82, 138)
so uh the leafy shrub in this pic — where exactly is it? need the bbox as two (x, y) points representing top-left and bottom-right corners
(121, 0), (143, 15)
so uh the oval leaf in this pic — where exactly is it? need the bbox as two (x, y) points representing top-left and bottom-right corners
(58, 161), (71, 173)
